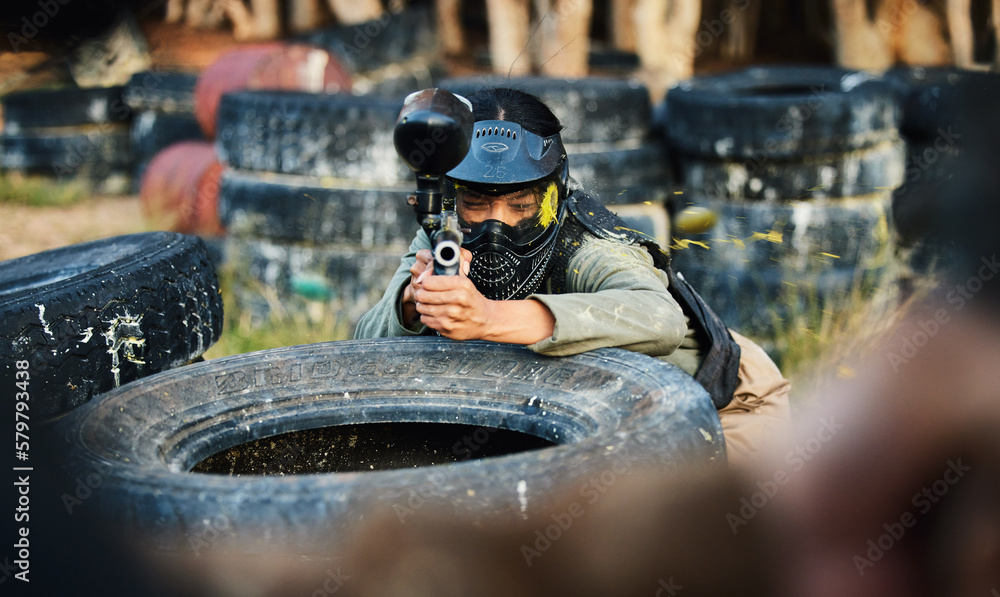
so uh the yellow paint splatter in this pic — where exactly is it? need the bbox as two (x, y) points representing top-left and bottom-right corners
(671, 238), (711, 250)
(537, 181), (559, 227)
(748, 228), (783, 244)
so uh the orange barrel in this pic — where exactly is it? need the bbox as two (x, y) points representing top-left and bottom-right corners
(193, 43), (352, 138)
(140, 141), (224, 236)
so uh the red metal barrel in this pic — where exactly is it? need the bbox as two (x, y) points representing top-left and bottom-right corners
(140, 141), (225, 236)
(193, 43), (353, 138)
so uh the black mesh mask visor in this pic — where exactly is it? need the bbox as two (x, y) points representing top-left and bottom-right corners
(461, 194), (567, 300)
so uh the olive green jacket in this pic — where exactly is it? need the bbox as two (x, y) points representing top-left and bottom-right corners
(353, 227), (704, 376)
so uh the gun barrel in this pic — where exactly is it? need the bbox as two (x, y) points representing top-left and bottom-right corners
(433, 239), (462, 276)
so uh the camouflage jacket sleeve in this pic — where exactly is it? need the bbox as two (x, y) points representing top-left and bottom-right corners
(526, 235), (701, 374)
(353, 230), (431, 339)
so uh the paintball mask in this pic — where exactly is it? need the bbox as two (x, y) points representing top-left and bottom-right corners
(446, 120), (568, 300)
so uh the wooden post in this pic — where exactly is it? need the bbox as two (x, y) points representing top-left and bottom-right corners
(327, 0), (385, 24)
(437, 0), (466, 56)
(947, 0), (976, 67)
(890, 0), (950, 65)
(633, 0), (701, 102)
(166, 0), (185, 23)
(719, 0), (761, 63)
(611, 0), (638, 52)
(485, 0), (532, 75)
(995, 0), (1000, 67)
(536, 0), (594, 77)
(830, 0), (894, 70)
(289, 0), (328, 33)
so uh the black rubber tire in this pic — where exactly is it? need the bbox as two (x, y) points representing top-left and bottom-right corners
(670, 193), (895, 277)
(1, 86), (131, 132)
(214, 90), (408, 184)
(669, 192), (898, 354)
(883, 66), (1000, 142)
(664, 65), (901, 159)
(0, 126), (133, 192)
(438, 76), (652, 144)
(350, 59), (445, 100)
(669, 261), (899, 359)
(0, 126), (131, 171)
(0, 232), (224, 419)
(122, 70), (199, 114)
(567, 140), (674, 204)
(225, 235), (403, 330)
(892, 140), (961, 246)
(219, 169), (416, 246)
(676, 138), (906, 200)
(53, 336), (724, 552)
(297, 6), (439, 74)
(130, 110), (204, 160)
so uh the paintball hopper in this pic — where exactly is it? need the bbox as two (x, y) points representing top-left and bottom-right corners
(394, 88), (474, 229)
(394, 89), (474, 275)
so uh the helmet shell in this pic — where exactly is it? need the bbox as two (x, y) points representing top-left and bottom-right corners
(446, 120), (567, 190)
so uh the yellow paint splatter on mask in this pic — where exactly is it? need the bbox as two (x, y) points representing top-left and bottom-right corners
(537, 182), (558, 227)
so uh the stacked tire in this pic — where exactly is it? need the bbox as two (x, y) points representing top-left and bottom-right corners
(0, 86), (133, 193)
(123, 70), (205, 193)
(298, 6), (442, 99)
(216, 90), (414, 331)
(882, 66), (1000, 278)
(440, 76), (674, 245)
(663, 66), (905, 354)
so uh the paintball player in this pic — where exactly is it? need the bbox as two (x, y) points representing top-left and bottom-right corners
(355, 87), (790, 466)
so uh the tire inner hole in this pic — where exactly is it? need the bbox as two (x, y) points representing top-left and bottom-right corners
(737, 84), (821, 97)
(191, 422), (556, 475)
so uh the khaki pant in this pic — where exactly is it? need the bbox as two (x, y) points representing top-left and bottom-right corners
(717, 331), (792, 469)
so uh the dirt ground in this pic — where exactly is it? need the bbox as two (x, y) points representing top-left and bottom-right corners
(0, 195), (147, 261)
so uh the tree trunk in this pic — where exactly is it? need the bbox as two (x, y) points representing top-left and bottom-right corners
(251, 0), (281, 38)
(222, 0), (255, 39)
(634, 0), (702, 102)
(485, 0), (532, 75)
(437, 0), (466, 56)
(289, 0), (328, 33)
(720, 0), (761, 63)
(829, 0), (893, 69)
(947, 0), (976, 67)
(995, 0), (1000, 67)
(536, 0), (594, 77)
(166, 0), (185, 23)
(611, 0), (638, 52)
(327, 0), (384, 24)
(892, 0), (950, 65)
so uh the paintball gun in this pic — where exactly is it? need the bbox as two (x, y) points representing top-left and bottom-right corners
(393, 89), (474, 275)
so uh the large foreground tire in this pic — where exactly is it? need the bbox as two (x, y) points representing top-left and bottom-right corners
(54, 336), (724, 553)
(0, 232), (224, 418)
